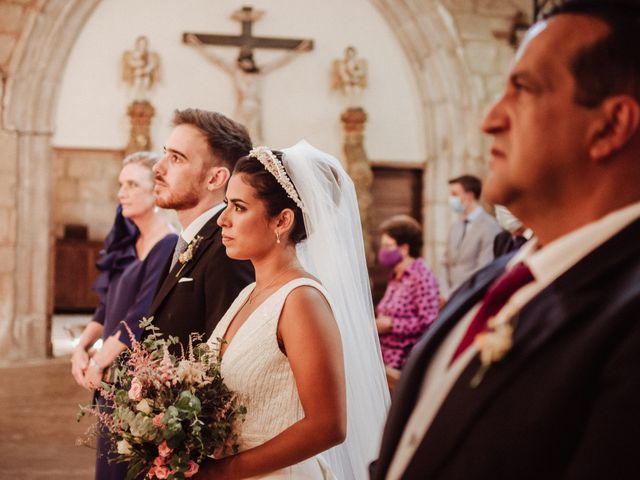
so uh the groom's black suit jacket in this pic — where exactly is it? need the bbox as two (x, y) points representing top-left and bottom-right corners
(148, 212), (254, 347)
(371, 217), (640, 480)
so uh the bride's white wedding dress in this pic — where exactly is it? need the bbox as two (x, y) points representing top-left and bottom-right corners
(205, 141), (390, 479)
(208, 277), (336, 479)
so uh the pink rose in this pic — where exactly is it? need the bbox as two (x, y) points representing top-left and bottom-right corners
(158, 440), (172, 458)
(184, 461), (199, 478)
(147, 466), (156, 477)
(152, 413), (164, 428)
(153, 456), (165, 467)
(128, 378), (143, 401)
(154, 465), (170, 479)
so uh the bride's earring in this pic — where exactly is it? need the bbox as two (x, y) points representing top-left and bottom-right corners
(275, 231), (281, 244)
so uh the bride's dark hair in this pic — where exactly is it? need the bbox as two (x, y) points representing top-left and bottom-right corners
(234, 152), (307, 244)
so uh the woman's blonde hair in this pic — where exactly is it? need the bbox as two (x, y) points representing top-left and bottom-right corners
(122, 151), (161, 180)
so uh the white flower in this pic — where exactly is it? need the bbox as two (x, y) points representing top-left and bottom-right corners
(470, 315), (516, 388)
(179, 246), (193, 264)
(117, 439), (132, 455)
(177, 359), (209, 386)
(176, 236), (203, 277)
(130, 421), (144, 438)
(475, 320), (513, 365)
(136, 399), (153, 415)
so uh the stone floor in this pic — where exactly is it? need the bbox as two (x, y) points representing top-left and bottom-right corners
(0, 357), (96, 479)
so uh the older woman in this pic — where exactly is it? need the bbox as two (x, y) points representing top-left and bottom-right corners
(70, 151), (177, 480)
(376, 214), (440, 370)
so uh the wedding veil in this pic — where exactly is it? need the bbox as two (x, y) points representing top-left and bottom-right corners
(282, 140), (390, 479)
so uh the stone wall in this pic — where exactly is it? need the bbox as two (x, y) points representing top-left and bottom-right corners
(444, 0), (529, 119)
(428, 0), (529, 269)
(52, 148), (123, 240)
(372, 0), (529, 270)
(0, 0), (101, 362)
(0, 0), (41, 360)
(0, 128), (18, 359)
(0, 0), (36, 69)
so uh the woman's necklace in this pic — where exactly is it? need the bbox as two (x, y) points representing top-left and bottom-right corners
(246, 267), (298, 305)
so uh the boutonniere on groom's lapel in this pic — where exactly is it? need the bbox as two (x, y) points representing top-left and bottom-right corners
(175, 235), (203, 277)
(470, 307), (520, 388)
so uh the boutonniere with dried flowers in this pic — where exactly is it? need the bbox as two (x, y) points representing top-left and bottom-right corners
(175, 235), (203, 277)
(470, 305), (520, 388)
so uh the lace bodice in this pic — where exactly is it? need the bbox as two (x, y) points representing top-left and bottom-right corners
(208, 277), (330, 452)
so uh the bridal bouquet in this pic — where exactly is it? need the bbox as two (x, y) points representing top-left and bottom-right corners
(79, 318), (245, 480)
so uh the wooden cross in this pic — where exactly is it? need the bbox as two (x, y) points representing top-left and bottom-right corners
(182, 5), (313, 53)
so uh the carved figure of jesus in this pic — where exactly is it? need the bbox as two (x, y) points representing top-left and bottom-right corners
(187, 34), (311, 144)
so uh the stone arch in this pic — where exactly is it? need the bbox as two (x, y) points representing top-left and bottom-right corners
(1, 0), (100, 361)
(0, 0), (509, 360)
(371, 0), (488, 268)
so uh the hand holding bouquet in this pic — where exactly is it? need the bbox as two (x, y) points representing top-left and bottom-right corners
(79, 318), (245, 480)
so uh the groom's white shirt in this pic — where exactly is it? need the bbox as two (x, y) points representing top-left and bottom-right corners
(179, 203), (225, 244)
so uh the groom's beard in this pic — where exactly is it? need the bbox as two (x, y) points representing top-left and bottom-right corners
(154, 177), (203, 211)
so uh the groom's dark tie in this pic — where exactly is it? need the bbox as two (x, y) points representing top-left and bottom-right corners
(450, 262), (535, 363)
(170, 236), (189, 271)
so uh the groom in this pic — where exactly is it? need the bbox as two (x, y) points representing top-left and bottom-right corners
(148, 108), (254, 347)
(372, 1), (640, 479)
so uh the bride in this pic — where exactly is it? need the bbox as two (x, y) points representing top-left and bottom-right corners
(199, 142), (390, 479)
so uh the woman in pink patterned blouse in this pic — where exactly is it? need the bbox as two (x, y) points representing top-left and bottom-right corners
(376, 215), (440, 370)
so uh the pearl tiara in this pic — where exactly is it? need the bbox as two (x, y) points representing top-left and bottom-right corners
(249, 146), (305, 211)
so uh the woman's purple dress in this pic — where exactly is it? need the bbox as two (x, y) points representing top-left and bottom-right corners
(376, 258), (440, 369)
(93, 208), (177, 480)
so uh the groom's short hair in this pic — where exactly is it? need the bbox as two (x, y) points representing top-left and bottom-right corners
(172, 108), (252, 171)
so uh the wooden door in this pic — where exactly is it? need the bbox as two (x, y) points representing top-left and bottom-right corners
(369, 163), (423, 306)
(54, 239), (103, 313)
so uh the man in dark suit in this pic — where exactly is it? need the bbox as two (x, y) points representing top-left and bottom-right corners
(149, 108), (254, 347)
(372, 1), (640, 479)
(493, 205), (532, 258)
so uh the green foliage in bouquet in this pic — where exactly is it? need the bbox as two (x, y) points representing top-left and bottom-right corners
(78, 317), (245, 480)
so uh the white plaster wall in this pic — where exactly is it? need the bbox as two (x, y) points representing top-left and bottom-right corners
(52, 0), (425, 162)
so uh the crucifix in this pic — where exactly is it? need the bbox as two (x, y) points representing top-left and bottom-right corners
(184, 5), (314, 143)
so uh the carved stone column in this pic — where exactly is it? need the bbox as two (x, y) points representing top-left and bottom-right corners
(0, 0), (101, 362)
(125, 100), (155, 155)
(341, 107), (374, 266)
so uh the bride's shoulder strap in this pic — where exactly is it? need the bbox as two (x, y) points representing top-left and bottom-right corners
(273, 277), (331, 311)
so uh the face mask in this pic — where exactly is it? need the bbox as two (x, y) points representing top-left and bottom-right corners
(495, 205), (523, 232)
(377, 247), (403, 269)
(448, 196), (465, 214)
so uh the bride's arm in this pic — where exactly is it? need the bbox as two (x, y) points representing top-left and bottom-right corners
(197, 285), (346, 479)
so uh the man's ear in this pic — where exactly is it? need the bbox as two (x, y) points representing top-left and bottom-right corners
(464, 190), (476, 204)
(207, 166), (230, 191)
(589, 95), (640, 161)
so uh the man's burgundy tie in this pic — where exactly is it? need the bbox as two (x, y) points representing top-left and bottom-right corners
(450, 262), (535, 363)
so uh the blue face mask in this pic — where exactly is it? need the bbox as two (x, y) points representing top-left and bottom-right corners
(448, 196), (465, 214)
